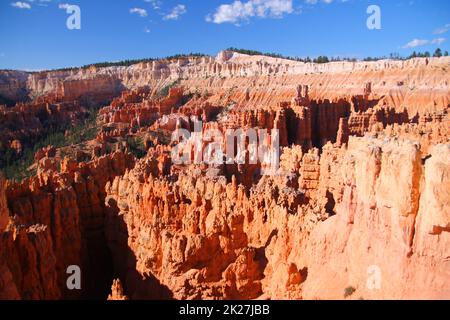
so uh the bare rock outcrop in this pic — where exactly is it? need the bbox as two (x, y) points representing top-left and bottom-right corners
(101, 133), (449, 300)
(300, 137), (449, 299)
(1, 51), (449, 301)
(108, 279), (128, 300)
(2, 53), (449, 114)
(1, 152), (135, 299)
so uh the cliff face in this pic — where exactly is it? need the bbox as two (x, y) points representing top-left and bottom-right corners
(0, 175), (59, 299)
(102, 136), (449, 300)
(0, 98), (88, 152)
(1, 153), (135, 299)
(300, 139), (450, 299)
(0, 51), (449, 300)
(1, 52), (449, 115)
(0, 71), (28, 102)
(105, 169), (265, 299)
(0, 176), (8, 231)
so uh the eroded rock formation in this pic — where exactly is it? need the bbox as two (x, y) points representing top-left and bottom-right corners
(0, 98), (89, 153)
(0, 51), (449, 300)
(1, 152), (135, 299)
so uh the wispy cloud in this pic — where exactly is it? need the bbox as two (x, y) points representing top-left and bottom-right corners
(11, 0), (54, 9)
(130, 7), (148, 17)
(402, 39), (428, 49)
(163, 4), (187, 21)
(433, 23), (450, 35)
(206, 0), (295, 25)
(58, 3), (72, 10)
(305, 0), (348, 4)
(431, 37), (446, 45)
(402, 37), (446, 49)
(144, 0), (162, 10)
(11, 1), (32, 9)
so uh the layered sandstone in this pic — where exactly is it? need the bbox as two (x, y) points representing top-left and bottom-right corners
(0, 51), (449, 301)
(101, 134), (449, 300)
(0, 70), (28, 102)
(0, 98), (88, 151)
(1, 152), (135, 299)
(1, 52), (449, 115)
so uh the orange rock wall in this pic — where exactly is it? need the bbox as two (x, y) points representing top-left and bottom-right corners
(103, 135), (450, 300)
(1, 52), (449, 301)
(1, 152), (135, 299)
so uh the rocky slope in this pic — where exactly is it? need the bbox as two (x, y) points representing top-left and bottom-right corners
(0, 51), (449, 300)
(1, 152), (135, 299)
(0, 70), (28, 102)
(1, 51), (449, 115)
(101, 136), (449, 300)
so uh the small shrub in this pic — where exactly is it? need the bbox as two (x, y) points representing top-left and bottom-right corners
(126, 136), (146, 159)
(1, 108), (100, 181)
(158, 80), (180, 99)
(344, 286), (356, 298)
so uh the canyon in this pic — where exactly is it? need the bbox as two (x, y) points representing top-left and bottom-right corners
(0, 51), (449, 300)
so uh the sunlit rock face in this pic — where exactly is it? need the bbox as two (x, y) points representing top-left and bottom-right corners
(0, 52), (449, 300)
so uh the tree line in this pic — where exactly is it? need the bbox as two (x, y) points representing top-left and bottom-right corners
(227, 47), (449, 64)
(47, 53), (208, 72)
(25, 48), (450, 73)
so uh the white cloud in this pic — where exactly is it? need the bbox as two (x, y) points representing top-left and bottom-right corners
(431, 37), (446, 45)
(11, 2), (32, 9)
(130, 7), (148, 17)
(433, 23), (450, 35)
(163, 4), (187, 20)
(58, 3), (71, 10)
(144, 0), (162, 10)
(402, 38), (446, 49)
(402, 39), (429, 49)
(206, 0), (295, 25)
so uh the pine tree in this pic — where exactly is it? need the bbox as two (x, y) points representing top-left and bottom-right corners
(433, 48), (443, 57)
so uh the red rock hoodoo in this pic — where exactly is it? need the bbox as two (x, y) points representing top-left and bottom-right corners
(0, 51), (449, 300)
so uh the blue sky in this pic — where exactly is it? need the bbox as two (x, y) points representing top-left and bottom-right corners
(0, 0), (449, 70)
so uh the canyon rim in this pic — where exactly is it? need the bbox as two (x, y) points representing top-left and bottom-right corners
(1, 0), (449, 303)
(1, 51), (449, 300)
